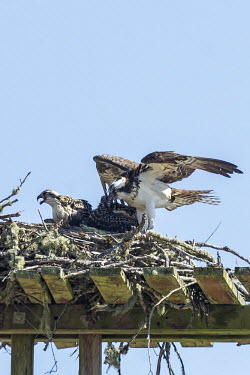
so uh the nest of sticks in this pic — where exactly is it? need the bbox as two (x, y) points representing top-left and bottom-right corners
(0, 173), (249, 314)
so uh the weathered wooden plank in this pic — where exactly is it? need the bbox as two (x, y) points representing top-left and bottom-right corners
(130, 340), (158, 348)
(79, 335), (102, 375)
(16, 270), (51, 304)
(235, 267), (250, 294)
(1, 305), (250, 340)
(180, 341), (213, 347)
(143, 267), (188, 304)
(90, 268), (132, 304)
(41, 267), (74, 304)
(194, 267), (245, 305)
(54, 341), (78, 349)
(11, 335), (34, 375)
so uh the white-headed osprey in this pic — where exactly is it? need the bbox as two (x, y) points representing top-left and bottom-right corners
(37, 190), (92, 226)
(93, 155), (139, 195)
(94, 151), (243, 230)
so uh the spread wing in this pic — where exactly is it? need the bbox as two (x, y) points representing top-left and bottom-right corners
(166, 188), (220, 211)
(93, 154), (139, 194)
(141, 151), (243, 183)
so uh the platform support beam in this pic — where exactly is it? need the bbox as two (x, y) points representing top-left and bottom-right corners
(11, 334), (34, 375)
(79, 334), (102, 375)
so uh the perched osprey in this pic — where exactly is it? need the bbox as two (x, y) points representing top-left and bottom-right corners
(37, 190), (138, 233)
(94, 151), (243, 230)
(37, 190), (92, 226)
(87, 196), (138, 233)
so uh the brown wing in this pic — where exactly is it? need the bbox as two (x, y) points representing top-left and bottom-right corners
(166, 189), (220, 211)
(141, 151), (243, 183)
(93, 154), (139, 193)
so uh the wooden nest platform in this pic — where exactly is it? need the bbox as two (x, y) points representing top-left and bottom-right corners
(0, 219), (250, 351)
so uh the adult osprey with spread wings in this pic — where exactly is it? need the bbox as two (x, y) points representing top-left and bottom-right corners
(94, 152), (243, 230)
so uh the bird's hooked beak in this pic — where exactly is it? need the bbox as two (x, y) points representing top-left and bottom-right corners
(37, 193), (45, 205)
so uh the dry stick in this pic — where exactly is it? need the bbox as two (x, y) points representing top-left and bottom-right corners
(126, 319), (147, 347)
(147, 232), (215, 263)
(0, 199), (18, 210)
(157, 342), (175, 375)
(204, 221), (222, 243)
(188, 241), (250, 266)
(38, 209), (49, 233)
(156, 343), (165, 375)
(163, 343), (175, 375)
(171, 342), (186, 375)
(44, 343), (58, 374)
(0, 212), (21, 220)
(0, 171), (31, 204)
(147, 281), (197, 375)
(96, 215), (147, 259)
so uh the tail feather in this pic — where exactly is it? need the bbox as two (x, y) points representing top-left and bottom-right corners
(166, 188), (220, 211)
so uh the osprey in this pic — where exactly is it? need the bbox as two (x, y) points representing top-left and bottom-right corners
(93, 154), (139, 195)
(37, 190), (138, 233)
(94, 151), (243, 230)
(87, 196), (138, 233)
(37, 190), (92, 226)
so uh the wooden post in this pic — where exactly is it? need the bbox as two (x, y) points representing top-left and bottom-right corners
(11, 335), (34, 375)
(79, 335), (102, 375)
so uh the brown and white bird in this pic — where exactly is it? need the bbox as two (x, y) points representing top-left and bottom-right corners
(37, 190), (138, 233)
(37, 189), (92, 226)
(94, 151), (243, 230)
(93, 154), (139, 195)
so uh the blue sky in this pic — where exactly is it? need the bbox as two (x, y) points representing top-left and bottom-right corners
(0, 1), (250, 373)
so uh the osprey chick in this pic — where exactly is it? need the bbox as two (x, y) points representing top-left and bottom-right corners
(87, 196), (138, 233)
(37, 190), (92, 226)
(94, 151), (243, 230)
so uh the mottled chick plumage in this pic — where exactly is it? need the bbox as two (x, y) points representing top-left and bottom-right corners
(87, 196), (138, 233)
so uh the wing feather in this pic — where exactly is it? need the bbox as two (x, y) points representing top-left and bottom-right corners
(93, 154), (139, 193)
(141, 151), (243, 183)
(166, 188), (220, 211)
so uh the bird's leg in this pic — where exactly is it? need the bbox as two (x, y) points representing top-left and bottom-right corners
(136, 209), (147, 231)
(145, 200), (155, 230)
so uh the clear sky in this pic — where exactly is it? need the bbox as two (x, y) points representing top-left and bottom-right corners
(0, 1), (250, 373)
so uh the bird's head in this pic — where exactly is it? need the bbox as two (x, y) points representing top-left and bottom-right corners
(108, 176), (127, 200)
(37, 190), (61, 206)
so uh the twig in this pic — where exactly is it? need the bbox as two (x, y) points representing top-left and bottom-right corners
(188, 241), (250, 266)
(204, 221), (221, 243)
(147, 231), (216, 263)
(0, 212), (21, 220)
(171, 342), (186, 375)
(0, 172), (31, 204)
(44, 343), (58, 374)
(38, 209), (49, 233)
(147, 281), (197, 374)
(96, 214), (147, 259)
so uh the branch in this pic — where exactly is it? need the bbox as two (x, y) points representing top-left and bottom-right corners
(0, 212), (21, 221)
(0, 172), (31, 204)
(147, 231), (216, 263)
(187, 241), (250, 266)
